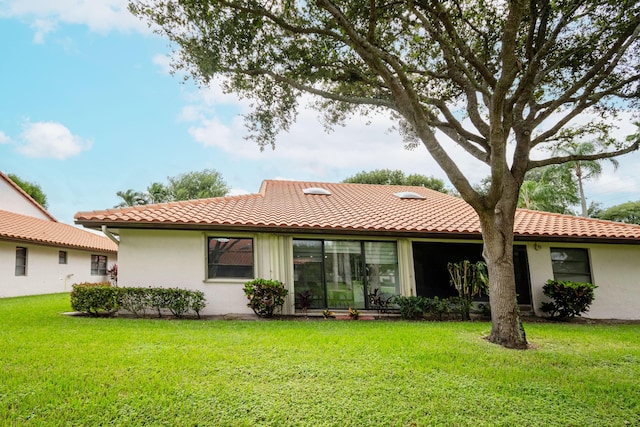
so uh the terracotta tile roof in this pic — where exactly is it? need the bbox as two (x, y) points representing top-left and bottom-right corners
(0, 171), (57, 222)
(1, 210), (118, 253)
(74, 180), (640, 243)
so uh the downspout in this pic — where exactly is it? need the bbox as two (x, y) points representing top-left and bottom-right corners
(102, 225), (120, 246)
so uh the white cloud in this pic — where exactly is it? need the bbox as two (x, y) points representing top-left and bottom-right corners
(188, 117), (236, 151)
(1, 0), (148, 42)
(152, 54), (173, 75)
(185, 99), (486, 186)
(31, 18), (57, 44)
(0, 131), (10, 144)
(181, 83), (639, 196)
(17, 121), (92, 159)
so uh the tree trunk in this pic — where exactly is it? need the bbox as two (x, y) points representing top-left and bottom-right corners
(477, 194), (528, 349)
(576, 163), (588, 217)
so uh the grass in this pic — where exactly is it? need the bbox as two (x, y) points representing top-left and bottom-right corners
(1, 294), (639, 426)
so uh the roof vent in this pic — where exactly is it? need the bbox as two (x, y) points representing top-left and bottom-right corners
(394, 191), (425, 199)
(303, 187), (332, 196)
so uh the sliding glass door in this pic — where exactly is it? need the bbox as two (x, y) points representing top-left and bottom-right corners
(293, 239), (399, 310)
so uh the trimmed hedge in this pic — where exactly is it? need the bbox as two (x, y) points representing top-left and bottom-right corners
(70, 282), (118, 317)
(70, 283), (206, 318)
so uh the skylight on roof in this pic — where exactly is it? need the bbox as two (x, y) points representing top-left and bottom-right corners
(394, 191), (425, 199)
(303, 187), (332, 195)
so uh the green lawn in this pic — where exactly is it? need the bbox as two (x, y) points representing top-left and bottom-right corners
(1, 294), (639, 426)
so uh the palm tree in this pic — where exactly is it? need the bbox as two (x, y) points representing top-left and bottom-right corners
(115, 189), (148, 208)
(517, 164), (579, 214)
(146, 182), (171, 204)
(553, 141), (619, 217)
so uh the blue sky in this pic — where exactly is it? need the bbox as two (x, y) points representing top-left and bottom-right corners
(1, 1), (639, 225)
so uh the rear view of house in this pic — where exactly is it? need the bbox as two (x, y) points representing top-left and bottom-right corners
(75, 180), (640, 319)
(1, 172), (117, 298)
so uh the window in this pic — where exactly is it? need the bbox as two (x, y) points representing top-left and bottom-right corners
(207, 237), (254, 279)
(15, 247), (27, 276)
(293, 239), (399, 310)
(550, 248), (592, 283)
(59, 251), (67, 264)
(91, 255), (108, 275)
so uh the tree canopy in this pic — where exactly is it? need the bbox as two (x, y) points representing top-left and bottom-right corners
(166, 169), (229, 201)
(114, 169), (229, 207)
(343, 169), (447, 193)
(517, 164), (579, 214)
(115, 189), (149, 208)
(600, 201), (640, 224)
(130, 0), (640, 349)
(8, 173), (48, 209)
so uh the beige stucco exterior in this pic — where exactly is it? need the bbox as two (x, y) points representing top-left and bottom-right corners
(526, 241), (640, 319)
(0, 241), (114, 298)
(116, 228), (639, 319)
(117, 229), (415, 316)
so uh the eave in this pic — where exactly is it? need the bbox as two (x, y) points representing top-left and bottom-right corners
(76, 220), (640, 246)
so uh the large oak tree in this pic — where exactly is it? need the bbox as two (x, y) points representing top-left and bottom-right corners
(130, 0), (640, 348)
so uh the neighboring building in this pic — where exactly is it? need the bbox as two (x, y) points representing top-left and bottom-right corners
(74, 180), (640, 319)
(1, 172), (118, 298)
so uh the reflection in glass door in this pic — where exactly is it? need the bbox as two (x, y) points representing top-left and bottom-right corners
(324, 241), (363, 308)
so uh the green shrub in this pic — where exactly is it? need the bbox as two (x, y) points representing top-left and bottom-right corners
(447, 260), (488, 320)
(423, 296), (451, 320)
(71, 285), (207, 319)
(243, 279), (288, 318)
(540, 279), (597, 320)
(448, 296), (473, 321)
(70, 282), (119, 316)
(147, 287), (173, 318)
(393, 296), (427, 320)
(187, 290), (206, 319)
(117, 286), (149, 317)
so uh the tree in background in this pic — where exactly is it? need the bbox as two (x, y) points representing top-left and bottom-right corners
(115, 169), (229, 207)
(115, 189), (149, 208)
(8, 174), (48, 209)
(166, 169), (229, 200)
(131, 0), (640, 349)
(599, 201), (640, 224)
(343, 169), (447, 193)
(517, 164), (579, 215)
(146, 182), (171, 204)
(553, 141), (620, 217)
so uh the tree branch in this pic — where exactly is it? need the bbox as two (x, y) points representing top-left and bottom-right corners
(240, 67), (398, 109)
(528, 141), (640, 169)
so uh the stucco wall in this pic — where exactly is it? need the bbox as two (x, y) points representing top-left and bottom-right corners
(0, 241), (114, 298)
(118, 230), (412, 316)
(117, 229), (270, 316)
(116, 229), (639, 319)
(0, 177), (51, 220)
(526, 241), (640, 319)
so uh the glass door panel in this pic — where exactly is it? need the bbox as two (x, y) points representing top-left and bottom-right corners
(364, 242), (400, 303)
(324, 241), (364, 308)
(293, 240), (325, 309)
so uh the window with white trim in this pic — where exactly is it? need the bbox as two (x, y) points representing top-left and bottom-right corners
(550, 248), (592, 283)
(91, 255), (108, 275)
(207, 237), (254, 279)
